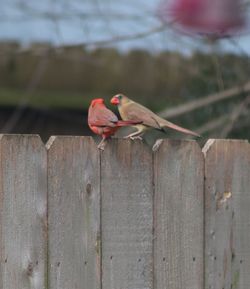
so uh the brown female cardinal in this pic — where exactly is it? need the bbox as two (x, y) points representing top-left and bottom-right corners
(110, 94), (200, 139)
(88, 98), (142, 149)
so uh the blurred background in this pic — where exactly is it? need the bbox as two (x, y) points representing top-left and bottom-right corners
(0, 0), (250, 142)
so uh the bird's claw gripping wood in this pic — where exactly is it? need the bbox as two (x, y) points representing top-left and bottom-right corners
(152, 139), (164, 152)
(97, 139), (106, 150)
(130, 136), (143, 140)
(124, 135), (143, 141)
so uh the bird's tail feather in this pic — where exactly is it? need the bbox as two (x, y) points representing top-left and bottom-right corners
(162, 120), (200, 137)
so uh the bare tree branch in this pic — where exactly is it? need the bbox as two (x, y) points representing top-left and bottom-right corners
(1, 51), (50, 133)
(159, 81), (250, 119)
(211, 52), (225, 91)
(196, 104), (249, 135)
(82, 24), (167, 48)
(196, 115), (228, 134)
(233, 113), (250, 130)
(219, 94), (250, 138)
(0, 12), (155, 22)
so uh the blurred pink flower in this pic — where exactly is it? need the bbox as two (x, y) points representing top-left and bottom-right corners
(159, 0), (246, 37)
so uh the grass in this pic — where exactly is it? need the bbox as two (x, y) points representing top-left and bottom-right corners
(0, 87), (182, 112)
(0, 87), (97, 110)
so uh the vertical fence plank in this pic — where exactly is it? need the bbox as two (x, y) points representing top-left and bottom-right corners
(1, 135), (249, 289)
(203, 139), (250, 289)
(154, 139), (204, 289)
(47, 136), (100, 289)
(101, 139), (153, 289)
(0, 135), (47, 289)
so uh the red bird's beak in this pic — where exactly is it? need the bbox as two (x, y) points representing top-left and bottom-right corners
(110, 97), (119, 105)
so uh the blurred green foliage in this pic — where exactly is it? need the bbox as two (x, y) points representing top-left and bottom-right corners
(0, 87), (93, 109)
(0, 46), (249, 109)
(0, 44), (249, 139)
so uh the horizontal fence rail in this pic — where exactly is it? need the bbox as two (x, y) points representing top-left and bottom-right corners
(0, 135), (249, 289)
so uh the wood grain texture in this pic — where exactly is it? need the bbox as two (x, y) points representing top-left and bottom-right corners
(154, 139), (204, 289)
(203, 139), (250, 289)
(101, 139), (153, 289)
(47, 136), (100, 289)
(0, 134), (47, 289)
(1, 135), (249, 289)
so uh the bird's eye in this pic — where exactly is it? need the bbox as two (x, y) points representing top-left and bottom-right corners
(118, 95), (122, 99)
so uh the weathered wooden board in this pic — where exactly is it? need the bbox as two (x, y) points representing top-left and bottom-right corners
(0, 134), (47, 289)
(203, 139), (250, 289)
(47, 136), (100, 289)
(101, 139), (153, 289)
(1, 134), (249, 289)
(154, 139), (204, 289)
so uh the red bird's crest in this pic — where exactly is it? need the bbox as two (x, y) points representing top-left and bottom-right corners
(88, 98), (141, 149)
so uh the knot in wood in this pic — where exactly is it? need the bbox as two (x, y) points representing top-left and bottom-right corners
(26, 262), (34, 277)
(86, 183), (92, 195)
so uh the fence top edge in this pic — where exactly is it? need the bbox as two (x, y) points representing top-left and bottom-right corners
(0, 133), (41, 139)
(0, 135), (248, 152)
(153, 139), (206, 163)
(99, 138), (154, 155)
(45, 135), (94, 150)
(0, 133), (43, 144)
(152, 138), (201, 152)
(202, 138), (249, 156)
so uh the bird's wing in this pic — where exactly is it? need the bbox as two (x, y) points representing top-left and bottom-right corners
(123, 102), (200, 136)
(89, 105), (118, 127)
(122, 102), (162, 129)
(120, 100), (200, 137)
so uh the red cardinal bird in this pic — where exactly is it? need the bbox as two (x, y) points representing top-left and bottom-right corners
(88, 98), (141, 149)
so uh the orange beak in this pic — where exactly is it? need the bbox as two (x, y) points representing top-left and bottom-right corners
(110, 96), (119, 105)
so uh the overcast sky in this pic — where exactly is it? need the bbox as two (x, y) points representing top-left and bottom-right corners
(0, 0), (250, 54)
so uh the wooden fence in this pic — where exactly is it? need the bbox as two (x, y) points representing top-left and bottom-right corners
(0, 135), (249, 289)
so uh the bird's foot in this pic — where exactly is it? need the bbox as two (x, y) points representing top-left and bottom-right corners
(97, 141), (106, 150)
(123, 135), (142, 140)
(152, 139), (163, 152)
(130, 135), (143, 140)
(123, 134), (131, 139)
